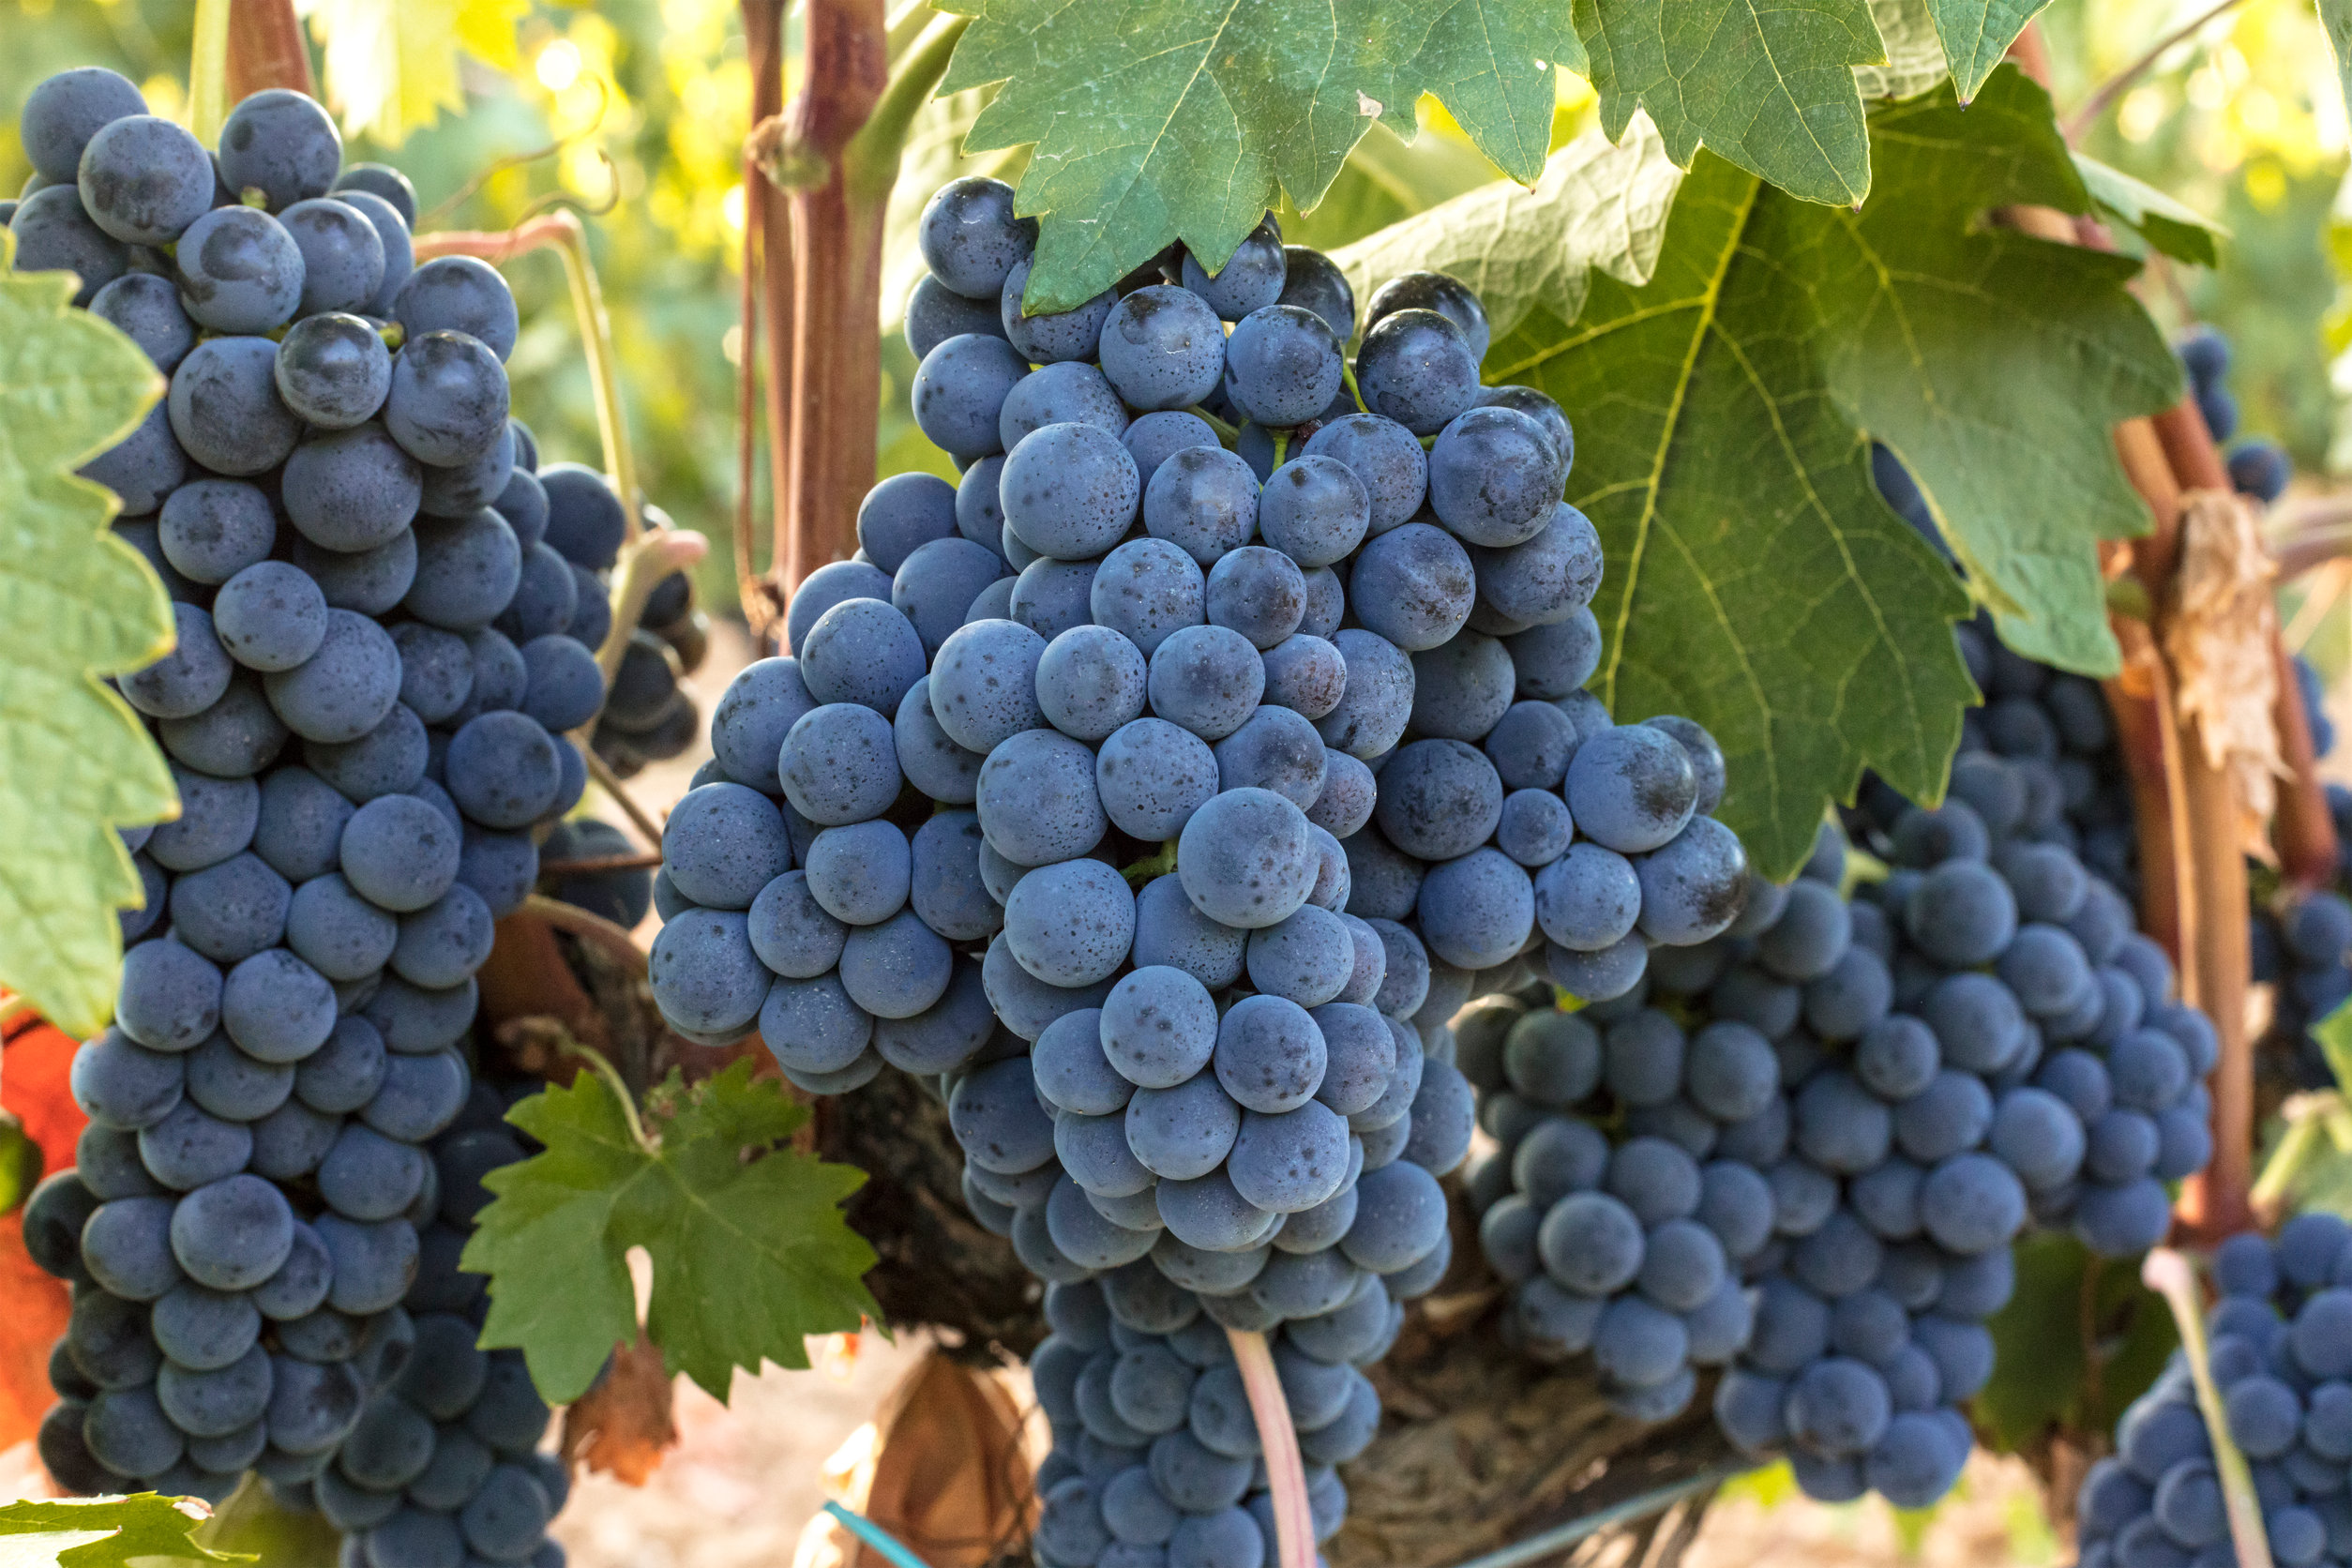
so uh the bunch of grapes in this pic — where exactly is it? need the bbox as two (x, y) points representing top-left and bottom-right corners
(538, 815), (656, 929)
(309, 1073), (565, 1568)
(1462, 732), (2222, 1510)
(10, 66), (600, 1526)
(2075, 1215), (2352, 1568)
(650, 173), (1753, 1565)
(591, 514), (706, 779)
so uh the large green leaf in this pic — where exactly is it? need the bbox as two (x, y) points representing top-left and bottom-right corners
(462, 1062), (880, 1403)
(1338, 68), (2178, 877)
(936, 0), (1585, 312)
(1575, 0), (1887, 207)
(1979, 1232), (2177, 1452)
(0, 235), (179, 1036)
(2074, 151), (2227, 269)
(0, 1494), (252, 1567)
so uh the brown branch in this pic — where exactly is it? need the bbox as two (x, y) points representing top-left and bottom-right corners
(540, 852), (666, 876)
(759, 0), (890, 616)
(225, 0), (314, 102)
(583, 746), (667, 848)
(2271, 635), (2336, 890)
(740, 0), (796, 646)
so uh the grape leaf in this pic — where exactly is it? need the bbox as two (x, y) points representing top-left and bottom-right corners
(1338, 68), (2179, 877)
(937, 0), (1584, 313)
(462, 1061), (880, 1404)
(0, 239), (179, 1038)
(2073, 152), (2226, 269)
(297, 0), (528, 146)
(1922, 0), (2046, 102)
(0, 1494), (252, 1566)
(1978, 1231), (2176, 1452)
(1574, 0), (1887, 206)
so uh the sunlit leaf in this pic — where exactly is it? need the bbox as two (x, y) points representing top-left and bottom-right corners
(0, 1493), (251, 1567)
(1337, 69), (2179, 875)
(937, 0), (1583, 312)
(297, 0), (529, 147)
(1574, 0), (1887, 207)
(2074, 151), (2226, 269)
(0, 234), (178, 1037)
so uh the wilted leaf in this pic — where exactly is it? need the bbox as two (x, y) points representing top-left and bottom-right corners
(297, 0), (529, 146)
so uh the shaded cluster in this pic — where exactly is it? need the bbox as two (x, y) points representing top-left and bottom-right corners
(13, 68), (593, 1542)
(2076, 1216), (2352, 1568)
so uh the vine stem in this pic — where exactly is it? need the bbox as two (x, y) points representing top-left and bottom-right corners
(1225, 1330), (1314, 1568)
(413, 215), (703, 692)
(582, 746), (668, 849)
(2249, 1103), (2329, 1215)
(537, 851), (667, 875)
(565, 1037), (653, 1152)
(2142, 1249), (2275, 1568)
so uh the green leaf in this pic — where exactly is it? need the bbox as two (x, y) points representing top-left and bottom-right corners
(1980, 1232), (2177, 1452)
(2314, 996), (2352, 1097)
(0, 1493), (254, 1567)
(1276, 117), (1505, 259)
(2073, 153), (2227, 270)
(1334, 115), (1689, 349)
(1922, 0), (2047, 103)
(0, 234), (179, 1037)
(462, 1061), (880, 1404)
(1573, 0), (1887, 207)
(1338, 68), (2177, 876)
(936, 0), (1583, 312)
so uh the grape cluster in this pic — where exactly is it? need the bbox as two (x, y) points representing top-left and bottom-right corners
(591, 522), (706, 779)
(306, 1073), (565, 1568)
(1462, 735), (2221, 1509)
(12, 67), (598, 1518)
(2075, 1216), (2352, 1568)
(653, 175), (1752, 1566)
(1026, 1273), (1377, 1568)
(539, 815), (656, 929)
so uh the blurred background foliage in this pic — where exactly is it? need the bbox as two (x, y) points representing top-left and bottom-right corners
(5, 0), (2348, 616)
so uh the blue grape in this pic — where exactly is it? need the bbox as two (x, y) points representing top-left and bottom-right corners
(175, 207), (305, 333)
(1145, 626), (1264, 742)
(1565, 725), (1698, 853)
(1312, 629), (1413, 760)
(92, 271), (198, 374)
(913, 334), (1032, 461)
(1471, 503), (1604, 626)
(1099, 286), (1228, 412)
(10, 184), (130, 306)
(1039, 625), (1151, 741)
(1354, 309), (1479, 435)
(1143, 446), (1259, 567)
(212, 562), (330, 675)
(917, 177), (1034, 297)
(802, 819), (911, 926)
(1224, 305), (1342, 428)
(77, 113), (212, 244)
(1347, 523), (1475, 651)
(1204, 546), (1305, 651)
